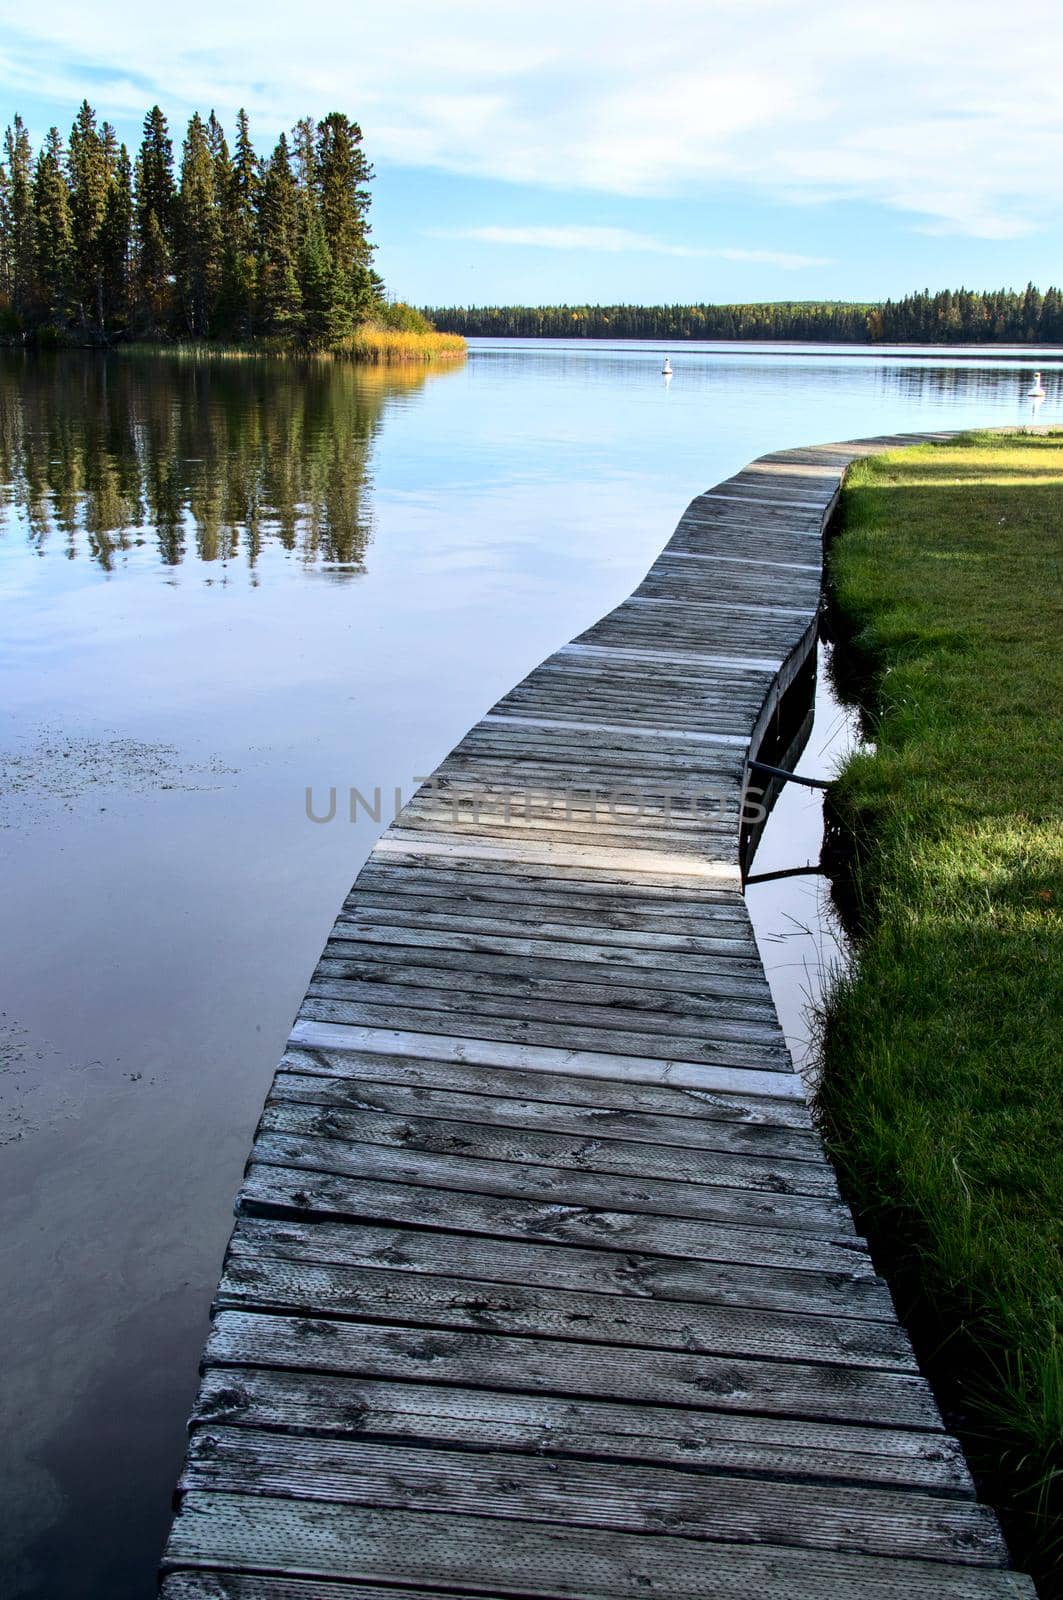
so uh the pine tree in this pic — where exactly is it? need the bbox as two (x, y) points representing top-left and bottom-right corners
(32, 129), (75, 324)
(0, 158), (10, 314)
(135, 105), (176, 333)
(215, 107), (259, 338)
(67, 101), (116, 331)
(299, 210), (354, 346)
(2, 116), (35, 322)
(315, 113), (375, 319)
(99, 144), (133, 331)
(258, 134), (302, 337)
(177, 112), (222, 336)
(291, 116), (318, 217)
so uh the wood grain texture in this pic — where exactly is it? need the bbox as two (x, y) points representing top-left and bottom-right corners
(163, 1496), (1036, 1597)
(163, 434), (1035, 1597)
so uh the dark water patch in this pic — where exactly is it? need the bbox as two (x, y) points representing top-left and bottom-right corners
(745, 639), (863, 1082)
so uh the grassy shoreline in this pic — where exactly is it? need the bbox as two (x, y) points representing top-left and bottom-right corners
(0, 328), (467, 363)
(819, 433), (1063, 1593)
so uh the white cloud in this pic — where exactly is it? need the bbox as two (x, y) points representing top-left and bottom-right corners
(451, 225), (702, 255)
(4, 0), (1063, 237)
(434, 225), (829, 267)
(714, 248), (832, 269)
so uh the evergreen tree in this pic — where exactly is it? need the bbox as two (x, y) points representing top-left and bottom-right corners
(135, 105), (176, 332)
(299, 210), (354, 346)
(2, 116), (35, 322)
(67, 101), (115, 330)
(258, 134), (302, 336)
(32, 129), (74, 324)
(1041, 286), (1063, 343)
(215, 107), (259, 338)
(99, 144), (133, 330)
(0, 159), (9, 312)
(1021, 281), (1044, 342)
(291, 116), (318, 218)
(315, 112), (374, 318)
(177, 112), (222, 336)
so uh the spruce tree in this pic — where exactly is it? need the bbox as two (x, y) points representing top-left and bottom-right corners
(291, 116), (318, 214)
(216, 107), (259, 338)
(67, 101), (115, 331)
(177, 112), (222, 336)
(0, 159), (10, 312)
(299, 210), (354, 346)
(315, 113), (375, 319)
(135, 105), (176, 333)
(32, 129), (75, 325)
(99, 144), (133, 331)
(258, 134), (302, 337)
(2, 117), (35, 323)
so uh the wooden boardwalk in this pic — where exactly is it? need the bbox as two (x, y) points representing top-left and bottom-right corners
(162, 436), (1035, 1598)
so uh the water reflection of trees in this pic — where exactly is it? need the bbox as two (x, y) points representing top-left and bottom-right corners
(0, 353), (433, 575)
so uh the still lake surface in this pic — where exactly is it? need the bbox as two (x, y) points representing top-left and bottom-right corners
(1, 338), (1058, 1597)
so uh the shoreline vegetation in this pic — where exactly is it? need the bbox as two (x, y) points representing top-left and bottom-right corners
(820, 434), (1063, 1595)
(426, 288), (1063, 345)
(0, 101), (464, 363)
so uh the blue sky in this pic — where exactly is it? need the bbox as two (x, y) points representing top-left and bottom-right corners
(3, 0), (1063, 306)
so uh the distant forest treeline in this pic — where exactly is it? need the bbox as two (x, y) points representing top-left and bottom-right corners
(0, 102), (429, 346)
(427, 287), (1063, 344)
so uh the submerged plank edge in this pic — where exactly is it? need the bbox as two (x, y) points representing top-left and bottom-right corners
(163, 433), (1034, 1597)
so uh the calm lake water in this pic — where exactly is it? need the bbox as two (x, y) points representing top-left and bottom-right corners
(1, 338), (1058, 1598)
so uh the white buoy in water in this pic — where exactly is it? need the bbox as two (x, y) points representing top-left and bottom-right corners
(661, 357), (673, 376)
(1028, 370), (1046, 398)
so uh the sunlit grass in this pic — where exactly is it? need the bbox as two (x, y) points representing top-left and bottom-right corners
(819, 431), (1063, 1592)
(335, 326), (467, 364)
(115, 326), (467, 365)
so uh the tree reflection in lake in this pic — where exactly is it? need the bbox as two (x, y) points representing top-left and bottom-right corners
(0, 352), (433, 576)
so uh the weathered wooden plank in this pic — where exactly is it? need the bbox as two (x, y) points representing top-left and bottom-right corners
(204, 1312), (941, 1428)
(227, 1215), (889, 1318)
(255, 1101), (836, 1198)
(342, 882), (757, 934)
(164, 1497), (1038, 1596)
(446, 727), (750, 770)
(238, 1166), (868, 1274)
(191, 1366), (973, 1495)
(178, 1430), (1003, 1563)
(286, 1021), (808, 1101)
(350, 855), (750, 900)
(371, 831), (744, 880)
(267, 1072), (821, 1159)
(324, 919), (769, 978)
(249, 1131), (851, 1235)
(276, 1044), (816, 1129)
(213, 1254), (913, 1368)
(313, 953), (778, 1018)
(162, 1579), (457, 1600)
(304, 975), (787, 1050)
(557, 640), (783, 672)
(396, 799), (743, 845)
(240, 1164), (870, 1273)
(295, 996), (792, 1075)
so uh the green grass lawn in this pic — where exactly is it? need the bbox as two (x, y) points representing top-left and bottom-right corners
(820, 432), (1063, 1593)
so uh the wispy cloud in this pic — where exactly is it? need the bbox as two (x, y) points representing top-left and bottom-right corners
(713, 247), (832, 269)
(439, 225), (702, 257)
(4, 1), (1063, 238)
(434, 226), (830, 268)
